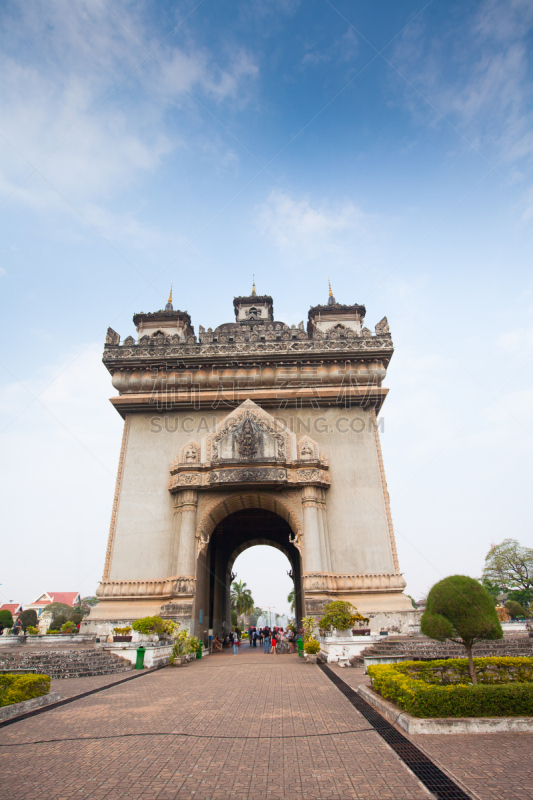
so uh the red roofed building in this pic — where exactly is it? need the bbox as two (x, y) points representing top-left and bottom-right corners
(0, 603), (23, 619)
(26, 592), (81, 618)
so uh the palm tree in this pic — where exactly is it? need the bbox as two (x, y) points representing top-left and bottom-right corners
(287, 589), (295, 612)
(231, 581), (254, 626)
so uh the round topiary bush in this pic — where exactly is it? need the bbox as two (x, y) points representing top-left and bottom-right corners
(421, 575), (502, 684)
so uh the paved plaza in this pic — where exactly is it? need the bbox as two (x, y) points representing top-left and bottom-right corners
(1, 648), (532, 800)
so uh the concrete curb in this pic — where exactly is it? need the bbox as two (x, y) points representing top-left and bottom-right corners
(0, 692), (62, 722)
(358, 684), (533, 734)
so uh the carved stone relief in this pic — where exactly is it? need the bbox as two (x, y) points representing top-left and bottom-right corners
(169, 400), (329, 490)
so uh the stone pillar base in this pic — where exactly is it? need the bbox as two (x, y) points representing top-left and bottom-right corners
(81, 596), (194, 637)
(302, 581), (418, 634)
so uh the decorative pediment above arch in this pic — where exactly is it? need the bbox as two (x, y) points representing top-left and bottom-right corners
(206, 399), (292, 463)
(169, 399), (329, 491)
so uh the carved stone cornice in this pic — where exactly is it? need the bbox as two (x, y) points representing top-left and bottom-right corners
(96, 576), (196, 599)
(302, 572), (407, 593)
(103, 334), (393, 368)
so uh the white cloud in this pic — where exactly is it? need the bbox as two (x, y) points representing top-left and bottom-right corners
(391, 1), (533, 163)
(0, 1), (258, 218)
(0, 343), (123, 604)
(496, 325), (533, 354)
(255, 190), (377, 257)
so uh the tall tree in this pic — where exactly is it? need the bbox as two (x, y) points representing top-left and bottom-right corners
(482, 539), (533, 592)
(421, 575), (502, 684)
(0, 610), (13, 628)
(287, 589), (295, 612)
(230, 581), (254, 621)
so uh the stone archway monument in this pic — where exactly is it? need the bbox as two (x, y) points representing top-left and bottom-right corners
(84, 284), (415, 637)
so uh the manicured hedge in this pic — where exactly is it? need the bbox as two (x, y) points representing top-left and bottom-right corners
(392, 657), (533, 685)
(0, 674), (51, 707)
(367, 657), (533, 718)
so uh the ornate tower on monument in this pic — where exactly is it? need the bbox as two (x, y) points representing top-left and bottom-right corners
(84, 284), (414, 636)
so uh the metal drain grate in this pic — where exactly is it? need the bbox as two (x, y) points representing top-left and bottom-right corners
(319, 664), (472, 800)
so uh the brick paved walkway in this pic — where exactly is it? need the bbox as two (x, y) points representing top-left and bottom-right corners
(0, 648), (531, 799)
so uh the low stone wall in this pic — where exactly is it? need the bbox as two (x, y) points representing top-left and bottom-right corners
(0, 692), (61, 722)
(318, 634), (382, 663)
(0, 634), (96, 648)
(104, 644), (174, 668)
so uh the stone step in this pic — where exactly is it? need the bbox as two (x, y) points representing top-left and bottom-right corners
(0, 649), (133, 679)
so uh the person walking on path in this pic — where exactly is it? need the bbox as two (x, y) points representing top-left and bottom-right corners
(270, 631), (277, 655)
(232, 628), (240, 655)
(263, 627), (271, 653)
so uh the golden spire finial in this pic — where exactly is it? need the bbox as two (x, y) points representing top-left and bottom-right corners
(168, 284), (173, 304)
(252, 274), (256, 296)
(328, 277), (333, 298)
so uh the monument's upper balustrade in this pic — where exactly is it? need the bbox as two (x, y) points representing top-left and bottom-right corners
(103, 318), (392, 366)
(102, 288), (393, 412)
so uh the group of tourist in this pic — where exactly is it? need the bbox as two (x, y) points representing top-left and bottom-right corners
(212, 626), (300, 655)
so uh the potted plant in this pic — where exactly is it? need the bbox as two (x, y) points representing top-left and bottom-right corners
(113, 626), (133, 642)
(303, 638), (321, 664)
(318, 601), (369, 637)
(132, 616), (167, 642)
(169, 627), (195, 666)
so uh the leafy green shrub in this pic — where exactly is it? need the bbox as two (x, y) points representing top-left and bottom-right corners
(169, 629), (200, 663)
(26, 626), (39, 635)
(0, 610), (13, 628)
(49, 614), (67, 631)
(113, 626), (132, 635)
(132, 616), (166, 635)
(61, 621), (76, 633)
(161, 620), (179, 637)
(46, 629), (60, 634)
(303, 638), (321, 655)
(318, 601), (369, 631)
(18, 610), (38, 630)
(0, 674), (51, 708)
(368, 658), (533, 718)
(505, 600), (526, 619)
(301, 616), (316, 642)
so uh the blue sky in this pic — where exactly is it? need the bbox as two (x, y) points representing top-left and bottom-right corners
(1, 0), (533, 612)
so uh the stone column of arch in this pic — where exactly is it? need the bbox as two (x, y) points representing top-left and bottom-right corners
(301, 486), (324, 574)
(173, 489), (199, 579)
(316, 487), (332, 573)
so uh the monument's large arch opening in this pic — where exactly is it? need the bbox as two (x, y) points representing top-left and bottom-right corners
(201, 507), (303, 636)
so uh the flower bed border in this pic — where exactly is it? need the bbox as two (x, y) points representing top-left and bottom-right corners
(358, 684), (533, 734)
(367, 657), (533, 719)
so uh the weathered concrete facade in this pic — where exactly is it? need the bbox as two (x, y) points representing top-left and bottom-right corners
(84, 286), (415, 638)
